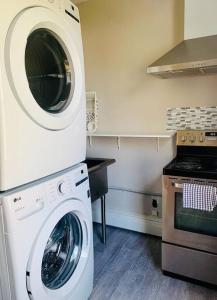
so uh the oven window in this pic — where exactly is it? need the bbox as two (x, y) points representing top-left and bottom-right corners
(175, 192), (217, 237)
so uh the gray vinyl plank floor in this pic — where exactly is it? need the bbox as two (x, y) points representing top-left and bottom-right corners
(89, 223), (217, 300)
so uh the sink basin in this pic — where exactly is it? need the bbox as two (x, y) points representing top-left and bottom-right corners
(85, 158), (115, 173)
(83, 158), (115, 201)
(83, 157), (115, 244)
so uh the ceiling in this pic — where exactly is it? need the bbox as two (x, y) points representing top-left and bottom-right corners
(73, 0), (88, 4)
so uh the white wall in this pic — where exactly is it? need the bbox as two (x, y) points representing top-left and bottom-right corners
(78, 0), (217, 235)
(87, 137), (174, 236)
(185, 0), (217, 39)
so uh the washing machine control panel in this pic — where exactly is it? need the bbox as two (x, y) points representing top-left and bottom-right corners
(10, 165), (88, 220)
(46, 166), (88, 204)
(46, 175), (72, 204)
(11, 187), (45, 220)
(58, 181), (69, 194)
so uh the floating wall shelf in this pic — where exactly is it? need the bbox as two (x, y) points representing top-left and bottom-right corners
(87, 131), (176, 151)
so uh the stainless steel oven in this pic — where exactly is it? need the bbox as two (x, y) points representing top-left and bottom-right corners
(162, 130), (217, 285)
(163, 176), (217, 253)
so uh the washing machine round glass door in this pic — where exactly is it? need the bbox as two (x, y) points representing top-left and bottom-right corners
(26, 200), (92, 299)
(5, 7), (83, 130)
(41, 212), (82, 290)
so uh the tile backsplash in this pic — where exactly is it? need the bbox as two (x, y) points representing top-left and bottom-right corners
(167, 106), (217, 131)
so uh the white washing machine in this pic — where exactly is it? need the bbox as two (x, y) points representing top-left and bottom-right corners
(0, 0), (86, 190)
(0, 163), (93, 300)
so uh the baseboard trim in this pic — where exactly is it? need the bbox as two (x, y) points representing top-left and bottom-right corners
(92, 207), (162, 237)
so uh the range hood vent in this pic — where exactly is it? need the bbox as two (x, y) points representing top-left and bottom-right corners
(147, 34), (217, 78)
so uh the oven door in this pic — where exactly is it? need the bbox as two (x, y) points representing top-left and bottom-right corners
(163, 175), (217, 253)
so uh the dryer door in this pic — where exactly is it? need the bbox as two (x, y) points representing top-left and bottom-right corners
(26, 199), (92, 300)
(5, 7), (83, 130)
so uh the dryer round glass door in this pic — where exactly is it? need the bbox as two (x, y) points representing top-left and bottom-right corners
(41, 213), (82, 290)
(5, 7), (83, 130)
(25, 29), (74, 114)
(26, 200), (92, 300)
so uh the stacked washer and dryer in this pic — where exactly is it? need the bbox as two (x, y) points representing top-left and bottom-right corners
(0, 0), (93, 299)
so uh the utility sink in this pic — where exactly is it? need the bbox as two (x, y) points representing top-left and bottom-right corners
(85, 158), (115, 171)
(84, 158), (115, 202)
(84, 158), (115, 201)
(83, 157), (115, 244)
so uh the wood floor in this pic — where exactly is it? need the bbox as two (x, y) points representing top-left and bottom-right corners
(90, 224), (217, 300)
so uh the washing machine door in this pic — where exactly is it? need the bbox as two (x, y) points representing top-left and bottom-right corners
(26, 199), (92, 300)
(5, 7), (83, 130)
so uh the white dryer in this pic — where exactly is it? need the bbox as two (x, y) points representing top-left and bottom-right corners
(0, 0), (86, 190)
(0, 163), (93, 300)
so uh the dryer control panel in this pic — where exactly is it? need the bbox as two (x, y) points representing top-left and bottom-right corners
(64, 0), (80, 22)
(38, 0), (79, 20)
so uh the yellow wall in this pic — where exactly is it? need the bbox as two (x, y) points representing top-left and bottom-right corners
(78, 0), (217, 234)
(79, 0), (217, 133)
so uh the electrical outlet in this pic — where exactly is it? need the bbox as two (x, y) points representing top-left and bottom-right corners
(151, 197), (159, 217)
(151, 209), (158, 217)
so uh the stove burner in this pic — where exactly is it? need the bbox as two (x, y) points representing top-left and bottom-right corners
(163, 136), (217, 180)
(175, 161), (203, 171)
(174, 159), (204, 171)
(164, 156), (217, 178)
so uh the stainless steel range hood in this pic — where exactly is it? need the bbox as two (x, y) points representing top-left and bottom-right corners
(147, 34), (217, 78)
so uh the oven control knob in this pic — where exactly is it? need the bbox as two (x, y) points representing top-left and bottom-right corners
(181, 136), (186, 142)
(199, 136), (204, 142)
(189, 136), (195, 142)
(58, 182), (68, 194)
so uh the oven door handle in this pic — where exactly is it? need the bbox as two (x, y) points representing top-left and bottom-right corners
(172, 181), (217, 189)
(173, 183), (183, 189)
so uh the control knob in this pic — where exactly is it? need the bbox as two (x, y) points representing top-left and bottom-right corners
(199, 136), (204, 142)
(58, 181), (68, 195)
(189, 136), (195, 142)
